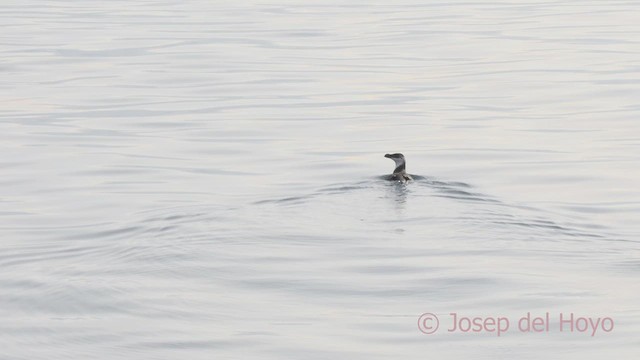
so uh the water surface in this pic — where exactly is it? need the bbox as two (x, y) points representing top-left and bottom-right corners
(1, 1), (639, 359)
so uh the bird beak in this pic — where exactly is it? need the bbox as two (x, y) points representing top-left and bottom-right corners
(384, 154), (391, 158)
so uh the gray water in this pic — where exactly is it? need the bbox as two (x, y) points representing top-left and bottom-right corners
(1, 1), (639, 359)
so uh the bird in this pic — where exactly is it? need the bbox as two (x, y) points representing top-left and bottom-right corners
(384, 153), (413, 182)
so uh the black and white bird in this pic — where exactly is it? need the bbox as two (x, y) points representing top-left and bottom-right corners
(384, 153), (413, 182)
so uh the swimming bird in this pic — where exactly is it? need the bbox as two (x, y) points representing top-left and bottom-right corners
(384, 153), (413, 182)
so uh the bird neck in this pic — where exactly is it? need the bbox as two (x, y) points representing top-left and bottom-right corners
(393, 162), (406, 174)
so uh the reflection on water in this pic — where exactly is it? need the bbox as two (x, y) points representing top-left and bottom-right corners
(386, 180), (410, 208)
(1, 1), (639, 359)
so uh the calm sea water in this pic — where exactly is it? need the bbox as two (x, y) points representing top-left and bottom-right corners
(1, 1), (639, 359)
